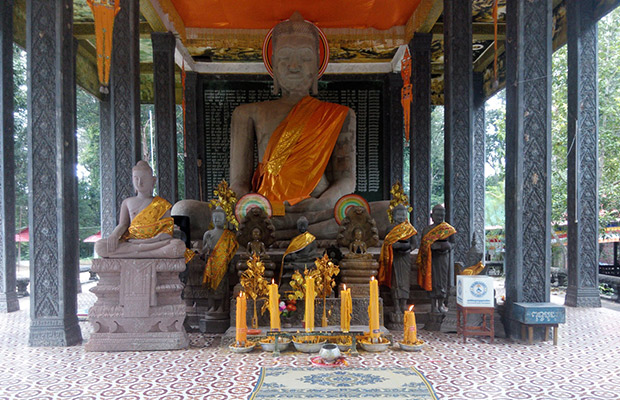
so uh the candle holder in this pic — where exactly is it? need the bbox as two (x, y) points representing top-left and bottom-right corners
(398, 340), (424, 351)
(359, 336), (390, 352)
(229, 341), (256, 353)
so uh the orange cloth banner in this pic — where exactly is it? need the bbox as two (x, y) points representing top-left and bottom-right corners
(252, 96), (348, 214)
(378, 221), (417, 288)
(87, 0), (121, 89)
(401, 47), (412, 142)
(416, 222), (456, 291)
(203, 230), (239, 289)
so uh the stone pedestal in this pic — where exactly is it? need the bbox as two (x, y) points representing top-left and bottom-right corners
(86, 258), (188, 351)
(338, 256), (379, 297)
(182, 256), (209, 331)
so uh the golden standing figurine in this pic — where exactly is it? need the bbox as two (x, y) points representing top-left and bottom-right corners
(239, 254), (269, 329)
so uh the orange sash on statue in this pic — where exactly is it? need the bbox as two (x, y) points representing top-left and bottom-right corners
(121, 196), (195, 263)
(416, 222), (456, 291)
(278, 231), (316, 283)
(378, 221), (417, 288)
(252, 96), (349, 215)
(203, 230), (239, 289)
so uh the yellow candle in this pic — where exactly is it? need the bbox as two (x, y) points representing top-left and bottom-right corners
(236, 292), (247, 345)
(369, 276), (380, 340)
(340, 285), (352, 332)
(404, 305), (417, 344)
(269, 280), (280, 331)
(304, 276), (315, 332)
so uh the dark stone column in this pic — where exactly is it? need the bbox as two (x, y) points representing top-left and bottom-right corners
(0, 0), (19, 313)
(444, 0), (474, 263)
(473, 73), (486, 250)
(152, 32), (178, 204)
(99, 95), (115, 237)
(27, 0), (82, 346)
(505, 0), (552, 330)
(107, 0), (141, 222)
(386, 73), (403, 191)
(183, 71), (199, 200)
(410, 33), (432, 244)
(565, 0), (601, 308)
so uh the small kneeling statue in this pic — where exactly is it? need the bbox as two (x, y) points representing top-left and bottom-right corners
(95, 161), (191, 261)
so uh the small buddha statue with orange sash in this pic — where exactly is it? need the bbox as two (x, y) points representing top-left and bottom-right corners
(416, 204), (456, 314)
(378, 204), (417, 317)
(201, 207), (238, 314)
(279, 216), (319, 286)
(95, 161), (194, 263)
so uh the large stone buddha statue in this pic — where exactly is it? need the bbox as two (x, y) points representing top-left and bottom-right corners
(229, 12), (357, 239)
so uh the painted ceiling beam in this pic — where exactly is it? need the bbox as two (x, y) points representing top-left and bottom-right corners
(73, 21), (153, 39)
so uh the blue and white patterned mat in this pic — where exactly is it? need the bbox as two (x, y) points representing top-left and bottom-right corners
(249, 366), (438, 400)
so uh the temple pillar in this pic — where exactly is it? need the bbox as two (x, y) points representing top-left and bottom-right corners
(99, 96), (114, 237)
(26, 0), (82, 346)
(473, 72), (486, 251)
(409, 33), (432, 244)
(102, 0), (141, 231)
(0, 0), (19, 313)
(565, 0), (601, 308)
(152, 32), (178, 203)
(386, 73), (404, 193)
(444, 0), (474, 263)
(505, 0), (552, 333)
(183, 71), (200, 200)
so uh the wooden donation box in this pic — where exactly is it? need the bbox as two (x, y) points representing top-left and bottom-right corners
(512, 302), (566, 345)
(456, 276), (495, 343)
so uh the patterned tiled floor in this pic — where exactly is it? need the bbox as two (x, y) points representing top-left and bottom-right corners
(1, 282), (619, 400)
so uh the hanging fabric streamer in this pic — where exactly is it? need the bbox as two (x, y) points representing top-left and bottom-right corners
(87, 0), (121, 94)
(181, 60), (187, 157)
(400, 47), (412, 143)
(493, 0), (499, 88)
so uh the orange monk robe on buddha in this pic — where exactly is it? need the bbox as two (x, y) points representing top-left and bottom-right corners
(202, 230), (238, 290)
(252, 96), (349, 215)
(378, 220), (417, 288)
(416, 222), (456, 292)
(121, 196), (195, 264)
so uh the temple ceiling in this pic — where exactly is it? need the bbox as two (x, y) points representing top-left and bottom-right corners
(11, 0), (620, 103)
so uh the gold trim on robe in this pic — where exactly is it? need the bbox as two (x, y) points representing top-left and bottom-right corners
(278, 231), (316, 283)
(378, 221), (417, 288)
(203, 229), (238, 289)
(252, 96), (349, 215)
(416, 222), (456, 292)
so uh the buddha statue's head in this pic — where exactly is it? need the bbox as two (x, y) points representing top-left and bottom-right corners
(132, 160), (156, 196)
(296, 216), (309, 233)
(271, 12), (320, 96)
(431, 204), (446, 225)
(212, 207), (227, 229)
(393, 204), (409, 224)
(251, 227), (262, 240)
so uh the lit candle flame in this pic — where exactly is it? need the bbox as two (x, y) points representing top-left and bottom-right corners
(272, 279), (275, 284)
(239, 291), (244, 298)
(409, 305), (414, 312)
(343, 284), (347, 291)
(371, 276), (375, 281)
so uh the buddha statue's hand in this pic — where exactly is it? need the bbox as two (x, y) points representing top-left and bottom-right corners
(284, 195), (334, 213)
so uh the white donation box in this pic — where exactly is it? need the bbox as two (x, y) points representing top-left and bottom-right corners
(456, 276), (495, 307)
